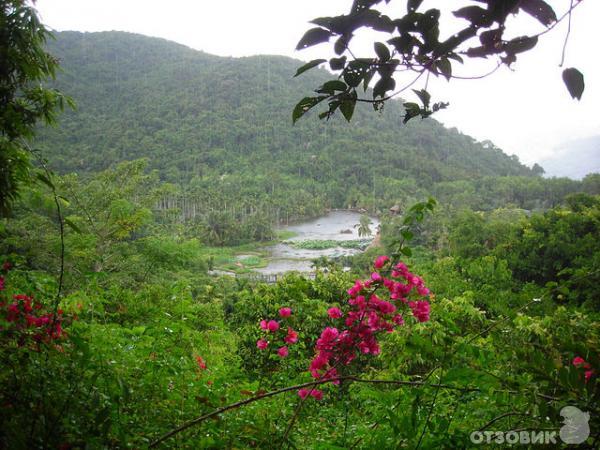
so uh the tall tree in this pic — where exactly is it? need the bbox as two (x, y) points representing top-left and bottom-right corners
(0, 0), (70, 215)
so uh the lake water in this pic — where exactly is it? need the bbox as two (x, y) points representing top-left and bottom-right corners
(255, 211), (380, 275)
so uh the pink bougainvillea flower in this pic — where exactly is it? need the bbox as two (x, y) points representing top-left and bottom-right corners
(267, 320), (280, 332)
(417, 285), (430, 296)
(256, 339), (268, 350)
(584, 370), (594, 382)
(195, 355), (207, 370)
(0, 276), (4, 291)
(410, 300), (431, 322)
(260, 320), (268, 330)
(374, 255), (390, 269)
(327, 307), (343, 319)
(392, 314), (405, 326)
(298, 388), (310, 399)
(279, 307), (292, 318)
(277, 346), (289, 358)
(347, 280), (363, 297)
(310, 389), (323, 400)
(572, 356), (586, 367)
(284, 327), (298, 344)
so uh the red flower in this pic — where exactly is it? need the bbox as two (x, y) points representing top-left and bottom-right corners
(327, 307), (343, 319)
(310, 389), (323, 400)
(585, 370), (594, 382)
(279, 307), (292, 318)
(572, 356), (586, 367)
(298, 388), (309, 399)
(374, 256), (389, 269)
(195, 355), (207, 370)
(284, 327), (298, 344)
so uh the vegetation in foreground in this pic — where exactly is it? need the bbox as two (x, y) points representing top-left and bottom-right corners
(1, 184), (598, 447)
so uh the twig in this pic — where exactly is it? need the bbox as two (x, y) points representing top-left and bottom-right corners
(24, 144), (65, 317)
(559, 0), (574, 67)
(148, 376), (479, 448)
(478, 411), (528, 431)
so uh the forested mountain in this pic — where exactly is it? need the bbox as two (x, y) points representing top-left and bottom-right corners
(33, 31), (597, 243)
(38, 32), (534, 185)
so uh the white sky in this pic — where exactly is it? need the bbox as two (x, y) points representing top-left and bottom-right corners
(35, 0), (600, 166)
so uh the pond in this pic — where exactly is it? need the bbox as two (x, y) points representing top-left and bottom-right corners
(254, 210), (380, 275)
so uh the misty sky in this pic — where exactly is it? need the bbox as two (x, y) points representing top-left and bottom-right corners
(35, 0), (599, 167)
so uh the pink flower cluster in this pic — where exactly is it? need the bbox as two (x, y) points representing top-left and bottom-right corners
(256, 307), (299, 359)
(573, 356), (594, 383)
(195, 355), (207, 370)
(1, 293), (64, 345)
(0, 263), (65, 347)
(304, 256), (432, 398)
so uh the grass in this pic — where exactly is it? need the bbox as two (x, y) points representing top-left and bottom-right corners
(275, 230), (298, 240)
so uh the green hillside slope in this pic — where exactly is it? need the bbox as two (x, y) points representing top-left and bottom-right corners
(39, 31), (534, 185)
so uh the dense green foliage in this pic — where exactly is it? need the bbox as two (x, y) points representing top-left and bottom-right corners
(1, 167), (599, 447)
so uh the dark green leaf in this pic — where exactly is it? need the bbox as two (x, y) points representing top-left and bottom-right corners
(373, 76), (395, 99)
(519, 0), (557, 26)
(317, 80), (347, 94)
(294, 59), (326, 77)
(412, 89), (431, 108)
(363, 68), (375, 92)
(310, 16), (338, 31)
(453, 6), (490, 27)
(339, 98), (356, 122)
(64, 218), (82, 234)
(562, 68), (584, 100)
(504, 35), (538, 55)
(401, 230), (414, 241)
(329, 56), (347, 71)
(334, 35), (349, 55)
(403, 102), (421, 124)
(36, 172), (55, 189)
(407, 0), (424, 13)
(436, 58), (452, 80)
(296, 27), (332, 50)
(374, 42), (390, 61)
(447, 53), (464, 64)
(388, 34), (413, 54)
(400, 247), (413, 257)
(465, 45), (497, 58)
(292, 96), (327, 123)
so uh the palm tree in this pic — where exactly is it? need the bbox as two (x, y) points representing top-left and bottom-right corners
(355, 214), (372, 238)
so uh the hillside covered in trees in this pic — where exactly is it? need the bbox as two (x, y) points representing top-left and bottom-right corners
(33, 31), (599, 245)
(41, 31), (535, 182)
